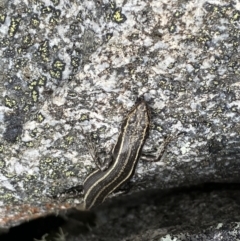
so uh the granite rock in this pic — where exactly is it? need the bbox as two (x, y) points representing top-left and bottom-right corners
(0, 0), (240, 239)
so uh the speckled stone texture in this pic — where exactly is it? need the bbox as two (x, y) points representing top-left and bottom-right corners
(0, 0), (240, 240)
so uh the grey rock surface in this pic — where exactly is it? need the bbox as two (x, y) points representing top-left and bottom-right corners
(0, 0), (240, 239)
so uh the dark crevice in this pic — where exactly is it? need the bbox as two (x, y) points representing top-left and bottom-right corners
(1, 182), (240, 241)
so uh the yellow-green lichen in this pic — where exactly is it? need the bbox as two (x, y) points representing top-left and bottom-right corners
(31, 14), (40, 28)
(105, 33), (113, 42)
(49, 16), (59, 24)
(155, 125), (163, 132)
(50, 9), (61, 24)
(8, 15), (21, 37)
(52, 59), (65, 71)
(0, 13), (6, 24)
(50, 0), (60, 6)
(25, 141), (34, 147)
(38, 40), (50, 62)
(31, 89), (39, 102)
(22, 34), (33, 47)
(50, 69), (62, 79)
(41, 6), (53, 14)
(23, 104), (32, 112)
(169, 24), (176, 33)
(35, 113), (45, 123)
(30, 128), (38, 137)
(28, 80), (38, 90)
(67, 91), (77, 98)
(0, 193), (13, 201)
(76, 11), (82, 22)
(4, 96), (16, 108)
(14, 85), (21, 90)
(65, 135), (74, 145)
(38, 76), (47, 86)
(45, 157), (53, 163)
(65, 171), (75, 177)
(1, 38), (10, 47)
(112, 8), (127, 23)
(71, 57), (80, 68)
(80, 113), (89, 121)
(231, 10), (240, 22)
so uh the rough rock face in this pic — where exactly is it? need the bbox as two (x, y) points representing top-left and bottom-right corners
(0, 0), (240, 240)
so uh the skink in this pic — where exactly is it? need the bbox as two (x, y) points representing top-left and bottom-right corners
(83, 97), (175, 210)
(83, 97), (149, 209)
